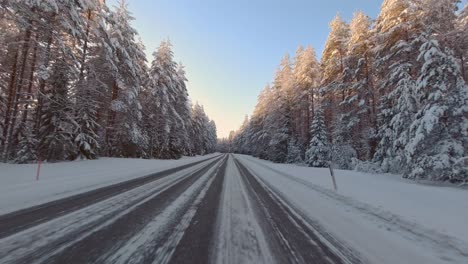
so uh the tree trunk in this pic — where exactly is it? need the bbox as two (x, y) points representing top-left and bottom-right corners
(339, 49), (345, 102)
(105, 80), (119, 155)
(16, 33), (39, 141)
(308, 86), (315, 144)
(1, 49), (19, 148)
(3, 26), (33, 161)
(460, 53), (466, 82)
(79, 9), (92, 80)
(35, 24), (54, 137)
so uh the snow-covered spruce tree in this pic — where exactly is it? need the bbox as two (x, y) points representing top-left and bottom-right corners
(387, 47), (419, 172)
(267, 90), (291, 163)
(14, 129), (38, 164)
(205, 120), (218, 154)
(331, 120), (357, 170)
(74, 78), (100, 160)
(237, 123), (255, 156)
(267, 55), (293, 163)
(175, 63), (192, 155)
(232, 97), (263, 156)
(84, 46), (117, 157)
(37, 59), (76, 162)
(242, 85), (272, 158)
(404, 36), (468, 181)
(374, 36), (420, 173)
(372, 0), (421, 171)
(306, 107), (331, 167)
(144, 40), (186, 159)
(0, 0), (101, 161)
(72, 0), (119, 160)
(286, 138), (303, 164)
(190, 103), (215, 155)
(105, 0), (147, 157)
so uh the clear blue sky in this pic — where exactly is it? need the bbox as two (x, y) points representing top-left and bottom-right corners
(105, 0), (391, 137)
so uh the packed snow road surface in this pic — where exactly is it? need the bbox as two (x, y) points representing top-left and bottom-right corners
(1, 154), (466, 263)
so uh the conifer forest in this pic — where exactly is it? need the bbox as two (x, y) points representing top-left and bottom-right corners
(224, 0), (468, 182)
(0, 0), (218, 163)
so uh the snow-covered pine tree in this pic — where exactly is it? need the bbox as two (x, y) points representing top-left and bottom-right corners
(0, 3), (40, 161)
(306, 107), (331, 167)
(321, 14), (350, 137)
(418, 0), (458, 35)
(293, 45), (320, 147)
(404, 35), (468, 181)
(340, 11), (375, 160)
(446, 4), (468, 82)
(457, 4), (468, 81)
(0, 6), (19, 153)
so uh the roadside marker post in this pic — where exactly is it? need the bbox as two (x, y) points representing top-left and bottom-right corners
(328, 162), (338, 192)
(36, 160), (42, 181)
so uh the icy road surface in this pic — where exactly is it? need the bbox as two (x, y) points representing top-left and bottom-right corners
(0, 154), (467, 264)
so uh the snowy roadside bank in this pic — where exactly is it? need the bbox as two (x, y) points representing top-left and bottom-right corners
(0, 154), (220, 215)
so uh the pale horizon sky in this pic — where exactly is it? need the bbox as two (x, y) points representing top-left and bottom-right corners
(107, 0), (467, 138)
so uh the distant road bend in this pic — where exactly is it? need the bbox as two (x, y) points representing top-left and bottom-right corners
(0, 154), (362, 264)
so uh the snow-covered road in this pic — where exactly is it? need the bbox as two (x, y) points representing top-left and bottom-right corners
(0, 154), (466, 264)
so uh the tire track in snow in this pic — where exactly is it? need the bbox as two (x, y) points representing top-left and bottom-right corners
(234, 157), (348, 264)
(104, 155), (228, 264)
(168, 154), (227, 264)
(211, 154), (275, 264)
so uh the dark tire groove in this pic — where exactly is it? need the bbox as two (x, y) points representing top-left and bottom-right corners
(234, 157), (345, 264)
(168, 154), (228, 264)
(14, 156), (224, 264)
(123, 155), (228, 264)
(0, 155), (220, 239)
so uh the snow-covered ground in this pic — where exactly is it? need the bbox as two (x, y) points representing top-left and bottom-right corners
(236, 154), (468, 264)
(2, 153), (467, 263)
(0, 154), (219, 215)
